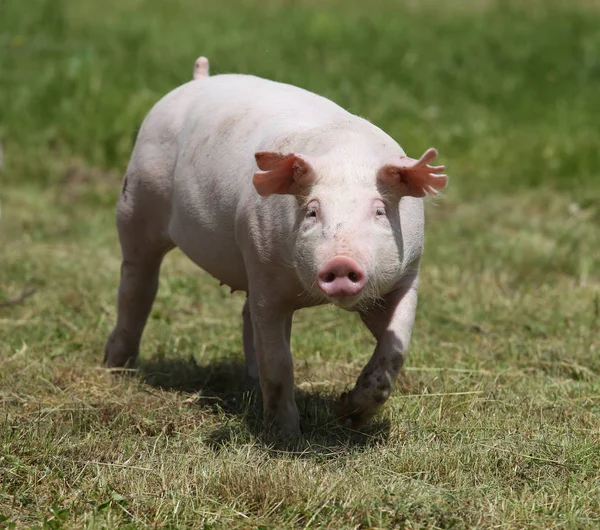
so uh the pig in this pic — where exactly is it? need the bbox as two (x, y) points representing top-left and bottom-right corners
(104, 56), (448, 435)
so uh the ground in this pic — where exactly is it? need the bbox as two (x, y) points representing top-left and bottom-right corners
(1, 0), (600, 528)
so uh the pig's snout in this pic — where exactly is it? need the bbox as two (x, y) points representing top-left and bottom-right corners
(317, 256), (366, 298)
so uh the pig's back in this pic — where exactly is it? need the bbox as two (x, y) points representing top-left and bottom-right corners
(189, 73), (352, 129)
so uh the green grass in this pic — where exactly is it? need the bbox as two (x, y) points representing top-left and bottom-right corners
(1, 0), (600, 527)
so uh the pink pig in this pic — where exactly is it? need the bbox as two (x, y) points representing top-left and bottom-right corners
(104, 57), (448, 434)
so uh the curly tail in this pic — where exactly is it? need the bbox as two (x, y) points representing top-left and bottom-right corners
(193, 56), (209, 80)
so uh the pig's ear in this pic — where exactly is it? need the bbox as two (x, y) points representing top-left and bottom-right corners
(253, 152), (316, 197)
(378, 148), (448, 198)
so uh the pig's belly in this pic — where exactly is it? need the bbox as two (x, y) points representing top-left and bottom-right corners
(168, 216), (249, 292)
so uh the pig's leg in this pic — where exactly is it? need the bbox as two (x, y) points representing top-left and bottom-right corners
(248, 297), (300, 434)
(338, 278), (418, 428)
(242, 298), (259, 385)
(104, 194), (174, 367)
(104, 252), (169, 367)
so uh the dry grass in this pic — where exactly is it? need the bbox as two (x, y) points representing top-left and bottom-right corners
(2, 177), (599, 527)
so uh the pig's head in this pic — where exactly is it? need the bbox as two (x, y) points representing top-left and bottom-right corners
(253, 148), (447, 310)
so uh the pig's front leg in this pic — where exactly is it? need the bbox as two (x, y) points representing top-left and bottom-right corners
(248, 295), (300, 435)
(338, 277), (418, 428)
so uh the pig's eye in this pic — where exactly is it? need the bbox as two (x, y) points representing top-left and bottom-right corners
(373, 199), (387, 218)
(306, 209), (318, 218)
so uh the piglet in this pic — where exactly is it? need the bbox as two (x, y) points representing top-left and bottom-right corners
(104, 57), (448, 434)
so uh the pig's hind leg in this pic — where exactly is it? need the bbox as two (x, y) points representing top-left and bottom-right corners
(104, 172), (175, 368)
(242, 298), (259, 386)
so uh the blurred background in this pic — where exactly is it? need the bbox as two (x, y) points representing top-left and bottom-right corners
(2, 0), (599, 200)
(1, 0), (599, 527)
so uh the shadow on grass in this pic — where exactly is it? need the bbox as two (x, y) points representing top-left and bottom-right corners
(137, 354), (390, 456)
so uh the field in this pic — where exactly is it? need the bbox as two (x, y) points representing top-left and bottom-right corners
(1, 0), (600, 527)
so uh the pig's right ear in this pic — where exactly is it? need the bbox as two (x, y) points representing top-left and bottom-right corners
(253, 152), (316, 197)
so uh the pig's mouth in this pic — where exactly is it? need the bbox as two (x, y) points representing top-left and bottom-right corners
(328, 293), (363, 310)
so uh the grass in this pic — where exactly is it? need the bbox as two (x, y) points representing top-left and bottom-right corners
(1, 0), (600, 527)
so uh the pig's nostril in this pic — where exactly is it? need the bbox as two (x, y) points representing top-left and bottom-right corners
(324, 272), (336, 283)
(348, 272), (359, 283)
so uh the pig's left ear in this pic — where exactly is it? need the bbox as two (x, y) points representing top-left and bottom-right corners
(253, 151), (317, 197)
(378, 148), (448, 198)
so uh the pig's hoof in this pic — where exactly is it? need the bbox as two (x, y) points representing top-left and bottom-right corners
(278, 424), (302, 438)
(264, 410), (302, 437)
(271, 416), (302, 437)
(263, 419), (302, 438)
(336, 390), (378, 430)
(104, 331), (138, 368)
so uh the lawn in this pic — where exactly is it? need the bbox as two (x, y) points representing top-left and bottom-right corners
(1, 0), (600, 527)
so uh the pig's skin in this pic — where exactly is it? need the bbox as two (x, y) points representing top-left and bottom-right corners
(104, 61), (447, 434)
